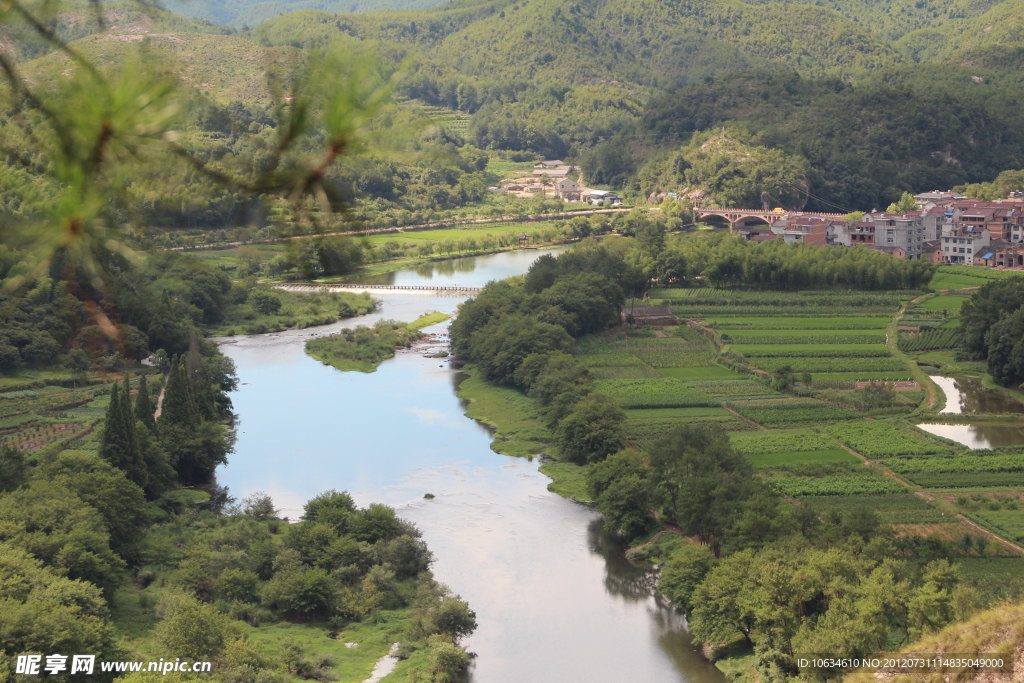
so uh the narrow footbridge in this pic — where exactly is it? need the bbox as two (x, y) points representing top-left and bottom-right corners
(275, 282), (482, 296)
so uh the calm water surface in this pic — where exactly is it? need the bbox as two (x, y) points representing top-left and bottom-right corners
(217, 249), (721, 683)
(931, 375), (1024, 415)
(917, 422), (1024, 449)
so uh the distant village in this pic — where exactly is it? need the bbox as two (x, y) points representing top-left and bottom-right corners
(763, 190), (1024, 269)
(493, 160), (623, 205)
(496, 161), (1024, 270)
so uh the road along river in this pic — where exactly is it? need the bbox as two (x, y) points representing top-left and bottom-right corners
(216, 249), (724, 683)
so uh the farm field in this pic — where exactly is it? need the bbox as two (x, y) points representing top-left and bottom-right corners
(581, 283), (1024, 551)
(707, 316), (892, 329)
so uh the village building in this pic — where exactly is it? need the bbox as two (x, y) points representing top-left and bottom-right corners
(865, 245), (907, 258)
(534, 160), (565, 169)
(554, 178), (581, 201)
(921, 240), (943, 263)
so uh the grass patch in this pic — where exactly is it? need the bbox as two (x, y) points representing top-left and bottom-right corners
(826, 421), (952, 458)
(456, 366), (552, 457)
(246, 615), (410, 683)
(659, 366), (742, 380)
(730, 428), (840, 454)
(708, 316), (891, 329)
(746, 449), (861, 468)
(732, 343), (891, 357)
(800, 494), (947, 524)
(811, 371), (915, 381)
(625, 407), (732, 419)
(588, 365), (666, 379)
(538, 461), (593, 502)
(751, 357), (908, 373)
(920, 295), (970, 311)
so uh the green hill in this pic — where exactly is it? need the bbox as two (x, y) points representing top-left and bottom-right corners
(0, 1), (232, 62)
(160, 0), (448, 28)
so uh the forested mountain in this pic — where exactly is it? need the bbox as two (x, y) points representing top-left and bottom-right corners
(160, 0), (446, 28)
(6, 0), (1024, 219)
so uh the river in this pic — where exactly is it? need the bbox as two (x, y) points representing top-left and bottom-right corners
(216, 249), (723, 683)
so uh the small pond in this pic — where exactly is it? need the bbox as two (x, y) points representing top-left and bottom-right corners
(917, 422), (1024, 450)
(931, 375), (1024, 415)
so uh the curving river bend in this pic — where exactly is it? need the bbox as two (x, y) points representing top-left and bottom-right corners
(216, 249), (723, 683)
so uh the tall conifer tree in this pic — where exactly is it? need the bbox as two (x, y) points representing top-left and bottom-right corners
(99, 384), (130, 471)
(135, 374), (156, 431)
(161, 356), (200, 429)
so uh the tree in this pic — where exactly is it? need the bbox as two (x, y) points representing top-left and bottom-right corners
(588, 450), (654, 539)
(247, 288), (282, 315)
(242, 492), (277, 521)
(689, 549), (758, 645)
(160, 356), (201, 430)
(0, 445), (28, 493)
(0, 544), (119, 671)
(556, 393), (626, 464)
(0, 480), (125, 596)
(647, 425), (766, 548)
(658, 544), (715, 613)
(886, 191), (917, 214)
(98, 381), (145, 486)
(134, 373), (157, 430)
(40, 451), (150, 562)
(155, 593), (236, 658)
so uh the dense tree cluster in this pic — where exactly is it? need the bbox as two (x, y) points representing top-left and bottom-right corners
(957, 276), (1024, 387)
(654, 232), (937, 290)
(451, 242), (644, 462)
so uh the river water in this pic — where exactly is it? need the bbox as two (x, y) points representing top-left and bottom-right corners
(216, 250), (723, 683)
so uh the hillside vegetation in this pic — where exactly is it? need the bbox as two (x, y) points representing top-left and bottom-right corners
(844, 601), (1024, 683)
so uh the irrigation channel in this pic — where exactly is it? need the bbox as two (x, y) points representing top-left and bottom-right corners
(215, 249), (724, 683)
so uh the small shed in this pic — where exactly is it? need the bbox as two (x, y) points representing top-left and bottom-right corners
(622, 305), (676, 326)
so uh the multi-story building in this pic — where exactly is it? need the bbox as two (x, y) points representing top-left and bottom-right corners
(865, 211), (926, 259)
(940, 222), (989, 264)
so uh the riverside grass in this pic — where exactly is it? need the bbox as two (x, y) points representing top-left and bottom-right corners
(304, 312), (450, 372)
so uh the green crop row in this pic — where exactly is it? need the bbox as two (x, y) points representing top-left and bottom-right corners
(826, 421), (951, 457)
(902, 472), (1024, 488)
(732, 343), (891, 358)
(588, 366), (666, 380)
(752, 357), (908, 373)
(724, 334), (885, 345)
(767, 473), (906, 496)
(659, 366), (743, 380)
(577, 353), (645, 367)
(730, 428), (839, 454)
(884, 453), (1024, 474)
(708, 316), (892, 330)
(676, 306), (899, 317)
(898, 328), (962, 352)
(736, 406), (860, 427)
(802, 494), (949, 524)
(746, 449), (861, 468)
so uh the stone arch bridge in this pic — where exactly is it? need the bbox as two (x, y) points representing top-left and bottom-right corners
(695, 209), (845, 230)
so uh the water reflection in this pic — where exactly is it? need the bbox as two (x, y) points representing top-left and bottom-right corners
(917, 422), (1024, 449)
(932, 375), (1024, 414)
(346, 247), (566, 288)
(588, 518), (660, 600)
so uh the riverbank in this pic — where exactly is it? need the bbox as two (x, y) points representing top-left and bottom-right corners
(456, 365), (595, 502)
